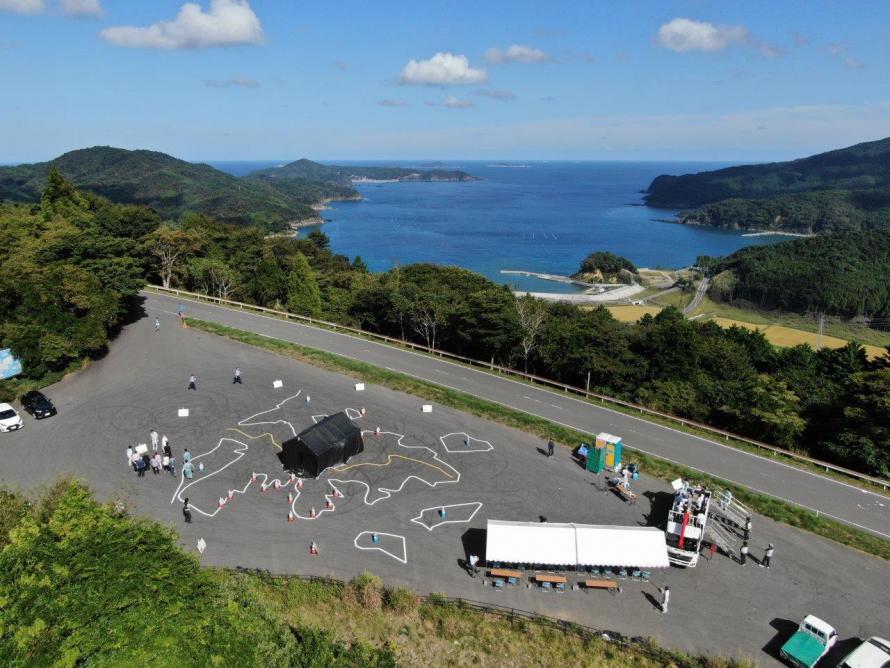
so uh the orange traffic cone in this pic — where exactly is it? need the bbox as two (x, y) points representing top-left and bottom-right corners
(288, 492), (293, 504)
(310, 507), (316, 518)
(218, 497), (226, 509)
(228, 489), (234, 501)
(288, 511), (294, 523)
(310, 542), (318, 555)
(273, 480), (280, 490)
(361, 407), (366, 416)
(325, 499), (333, 510)
(333, 488), (343, 499)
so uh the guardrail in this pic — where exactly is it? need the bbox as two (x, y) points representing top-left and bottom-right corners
(234, 569), (666, 660)
(145, 284), (889, 490)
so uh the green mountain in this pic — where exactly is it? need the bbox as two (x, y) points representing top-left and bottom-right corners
(0, 147), (354, 231)
(645, 137), (890, 233)
(249, 158), (478, 184)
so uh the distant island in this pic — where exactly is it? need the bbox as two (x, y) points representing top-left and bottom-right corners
(644, 136), (890, 234)
(0, 148), (477, 233)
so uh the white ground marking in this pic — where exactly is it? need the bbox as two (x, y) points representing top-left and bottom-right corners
(311, 414), (328, 424)
(238, 390), (303, 437)
(410, 502), (483, 532)
(325, 430), (462, 510)
(440, 432), (494, 454)
(354, 531), (408, 564)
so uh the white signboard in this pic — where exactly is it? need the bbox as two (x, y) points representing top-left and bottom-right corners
(135, 444), (148, 455)
(197, 538), (207, 554)
(421, 404), (433, 413)
(273, 379), (283, 389)
(178, 408), (189, 417)
(354, 383), (365, 392)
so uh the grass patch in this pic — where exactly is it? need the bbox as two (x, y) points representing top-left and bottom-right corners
(189, 318), (890, 563)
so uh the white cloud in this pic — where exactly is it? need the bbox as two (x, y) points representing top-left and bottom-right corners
(484, 44), (551, 64)
(398, 52), (487, 85)
(101, 0), (263, 50)
(844, 57), (864, 70)
(656, 18), (748, 53)
(0, 0), (44, 14)
(204, 75), (258, 88)
(377, 98), (409, 107)
(61, 0), (101, 17)
(442, 95), (473, 108)
(475, 88), (515, 101)
(827, 43), (846, 56)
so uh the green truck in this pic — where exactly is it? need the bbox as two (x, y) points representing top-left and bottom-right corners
(780, 615), (838, 668)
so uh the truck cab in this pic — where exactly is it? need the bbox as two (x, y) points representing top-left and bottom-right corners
(780, 615), (838, 668)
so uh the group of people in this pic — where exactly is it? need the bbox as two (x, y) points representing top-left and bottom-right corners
(127, 429), (177, 477)
(740, 541), (774, 568)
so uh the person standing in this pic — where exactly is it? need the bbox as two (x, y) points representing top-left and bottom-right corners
(162, 436), (171, 458)
(168, 455), (177, 477)
(155, 318), (161, 332)
(182, 498), (192, 523)
(151, 453), (162, 475)
(183, 449), (191, 463)
(744, 517), (752, 541)
(178, 304), (185, 322)
(660, 586), (670, 614)
(547, 438), (555, 458)
(187, 374), (197, 391)
(233, 367), (242, 385)
(150, 429), (159, 452)
(136, 456), (147, 478)
(162, 454), (170, 473)
(126, 445), (134, 467)
(761, 543), (774, 568)
(468, 554), (480, 577)
(740, 541), (749, 565)
(182, 460), (195, 480)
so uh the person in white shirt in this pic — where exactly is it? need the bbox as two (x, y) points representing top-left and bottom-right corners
(468, 554), (480, 577)
(150, 430), (159, 452)
(126, 446), (133, 466)
(661, 586), (670, 614)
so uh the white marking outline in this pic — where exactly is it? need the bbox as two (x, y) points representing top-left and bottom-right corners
(410, 502), (483, 532)
(354, 531), (407, 564)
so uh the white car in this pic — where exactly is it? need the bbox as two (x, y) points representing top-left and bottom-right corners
(0, 403), (23, 432)
(840, 637), (890, 668)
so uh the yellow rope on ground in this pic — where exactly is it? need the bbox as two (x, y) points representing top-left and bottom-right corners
(334, 454), (455, 479)
(226, 427), (283, 451)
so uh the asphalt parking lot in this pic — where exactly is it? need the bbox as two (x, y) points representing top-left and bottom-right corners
(1, 303), (887, 663)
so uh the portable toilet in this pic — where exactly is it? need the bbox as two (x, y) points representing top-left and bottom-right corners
(586, 443), (606, 473)
(596, 433), (622, 470)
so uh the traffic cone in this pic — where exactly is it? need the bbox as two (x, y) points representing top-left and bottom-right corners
(288, 492), (293, 504)
(375, 426), (381, 438)
(273, 480), (280, 490)
(251, 472), (257, 483)
(297, 478), (303, 490)
(310, 542), (318, 555)
(218, 497), (226, 509)
(310, 507), (316, 518)
(288, 511), (294, 523)
(325, 499), (333, 510)
(289, 473), (295, 485)
(361, 407), (366, 416)
(228, 489), (234, 501)
(333, 488), (343, 499)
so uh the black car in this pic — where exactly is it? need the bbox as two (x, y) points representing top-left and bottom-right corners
(21, 390), (57, 419)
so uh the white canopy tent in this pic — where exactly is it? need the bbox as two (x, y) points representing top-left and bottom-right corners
(485, 520), (669, 569)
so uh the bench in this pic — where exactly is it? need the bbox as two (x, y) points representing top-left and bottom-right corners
(612, 485), (638, 504)
(584, 579), (619, 595)
(535, 574), (567, 584)
(489, 568), (522, 579)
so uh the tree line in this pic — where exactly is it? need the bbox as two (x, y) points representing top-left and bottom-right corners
(1, 173), (887, 477)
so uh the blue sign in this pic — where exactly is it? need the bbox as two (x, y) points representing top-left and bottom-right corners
(0, 349), (22, 380)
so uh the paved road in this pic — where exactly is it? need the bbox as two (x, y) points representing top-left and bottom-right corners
(683, 276), (710, 315)
(144, 291), (890, 539)
(2, 308), (886, 663)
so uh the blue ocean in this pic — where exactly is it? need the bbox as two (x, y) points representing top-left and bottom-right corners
(211, 160), (779, 293)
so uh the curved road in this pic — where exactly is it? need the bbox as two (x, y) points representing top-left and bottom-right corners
(144, 291), (890, 540)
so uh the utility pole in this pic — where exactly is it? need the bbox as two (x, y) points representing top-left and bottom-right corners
(816, 314), (824, 350)
(586, 370), (591, 394)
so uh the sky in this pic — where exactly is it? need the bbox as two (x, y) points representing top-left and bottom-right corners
(1, 0), (889, 162)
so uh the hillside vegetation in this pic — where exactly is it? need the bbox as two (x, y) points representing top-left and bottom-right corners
(0, 147), (356, 231)
(703, 229), (890, 319)
(573, 251), (638, 283)
(644, 137), (890, 233)
(249, 158), (477, 184)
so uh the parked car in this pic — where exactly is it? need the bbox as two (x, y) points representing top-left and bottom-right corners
(840, 637), (890, 668)
(21, 390), (57, 419)
(780, 615), (838, 668)
(0, 403), (24, 432)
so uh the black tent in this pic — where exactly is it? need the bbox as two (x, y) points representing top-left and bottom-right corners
(280, 412), (364, 478)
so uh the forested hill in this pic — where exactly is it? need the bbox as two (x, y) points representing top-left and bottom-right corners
(249, 158), (478, 184)
(646, 137), (890, 208)
(703, 228), (890, 319)
(643, 137), (890, 234)
(0, 147), (355, 231)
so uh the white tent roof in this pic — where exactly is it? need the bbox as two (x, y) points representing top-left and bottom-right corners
(575, 525), (670, 568)
(486, 520), (669, 568)
(486, 520), (577, 566)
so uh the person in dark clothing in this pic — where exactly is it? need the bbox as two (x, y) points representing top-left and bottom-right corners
(761, 543), (774, 568)
(740, 541), (749, 565)
(136, 457), (147, 478)
(188, 374), (197, 390)
(183, 498), (192, 524)
(233, 368), (242, 384)
(163, 441), (172, 458)
(547, 439), (555, 458)
(744, 517), (752, 541)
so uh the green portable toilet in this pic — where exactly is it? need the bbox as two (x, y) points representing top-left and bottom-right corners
(587, 445), (606, 473)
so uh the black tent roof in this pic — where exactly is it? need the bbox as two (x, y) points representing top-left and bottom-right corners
(280, 412), (364, 478)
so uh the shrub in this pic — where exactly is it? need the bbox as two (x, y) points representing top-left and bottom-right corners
(345, 571), (384, 611)
(385, 585), (419, 614)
